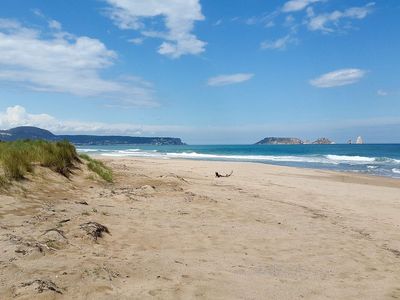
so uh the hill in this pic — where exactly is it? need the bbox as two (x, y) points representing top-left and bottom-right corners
(0, 126), (185, 145)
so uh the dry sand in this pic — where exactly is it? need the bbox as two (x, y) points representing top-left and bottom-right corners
(1, 157), (400, 299)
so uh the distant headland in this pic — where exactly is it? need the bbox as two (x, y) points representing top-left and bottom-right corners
(0, 126), (185, 146)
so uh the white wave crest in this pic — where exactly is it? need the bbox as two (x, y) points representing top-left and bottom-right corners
(325, 155), (375, 163)
(98, 150), (400, 169)
(78, 148), (99, 152)
(165, 152), (335, 163)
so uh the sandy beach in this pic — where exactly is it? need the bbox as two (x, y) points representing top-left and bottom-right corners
(1, 157), (400, 299)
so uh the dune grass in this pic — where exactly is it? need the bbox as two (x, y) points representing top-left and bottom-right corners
(79, 154), (113, 183)
(0, 140), (81, 181)
(0, 140), (113, 185)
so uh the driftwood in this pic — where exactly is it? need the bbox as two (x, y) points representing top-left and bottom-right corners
(80, 222), (110, 240)
(58, 219), (71, 224)
(215, 171), (233, 178)
(75, 200), (88, 205)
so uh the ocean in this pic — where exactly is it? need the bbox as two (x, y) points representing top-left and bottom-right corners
(77, 144), (400, 179)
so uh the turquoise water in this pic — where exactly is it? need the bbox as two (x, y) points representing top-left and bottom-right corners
(77, 144), (400, 178)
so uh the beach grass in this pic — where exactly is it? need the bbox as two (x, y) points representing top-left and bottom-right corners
(0, 140), (80, 181)
(0, 140), (113, 185)
(79, 154), (113, 182)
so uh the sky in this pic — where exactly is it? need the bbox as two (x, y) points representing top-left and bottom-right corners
(0, 0), (399, 144)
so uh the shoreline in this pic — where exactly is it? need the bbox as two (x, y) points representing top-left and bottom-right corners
(82, 143), (400, 180)
(94, 154), (400, 183)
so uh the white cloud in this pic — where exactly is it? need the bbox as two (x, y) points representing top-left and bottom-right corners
(0, 105), (54, 129)
(2, 106), (399, 144)
(261, 35), (297, 50)
(207, 73), (254, 87)
(282, 0), (323, 13)
(310, 68), (366, 88)
(377, 89), (400, 97)
(377, 89), (388, 96)
(307, 2), (375, 32)
(214, 19), (222, 26)
(128, 37), (144, 45)
(48, 19), (62, 30)
(105, 0), (206, 58)
(242, 11), (279, 27)
(0, 105), (186, 136)
(0, 18), (156, 106)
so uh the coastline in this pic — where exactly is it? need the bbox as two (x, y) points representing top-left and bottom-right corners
(94, 154), (400, 184)
(1, 157), (400, 299)
(81, 143), (400, 179)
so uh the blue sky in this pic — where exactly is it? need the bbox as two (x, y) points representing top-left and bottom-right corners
(0, 0), (399, 144)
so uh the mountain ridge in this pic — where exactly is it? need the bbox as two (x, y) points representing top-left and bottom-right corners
(0, 126), (185, 145)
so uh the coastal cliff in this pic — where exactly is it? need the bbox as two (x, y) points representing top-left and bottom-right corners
(0, 126), (185, 146)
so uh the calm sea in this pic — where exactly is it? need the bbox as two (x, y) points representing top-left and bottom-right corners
(77, 144), (400, 179)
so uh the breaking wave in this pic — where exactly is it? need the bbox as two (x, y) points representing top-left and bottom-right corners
(76, 145), (400, 178)
(95, 150), (400, 166)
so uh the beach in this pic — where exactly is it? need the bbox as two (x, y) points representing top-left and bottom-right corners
(1, 157), (400, 299)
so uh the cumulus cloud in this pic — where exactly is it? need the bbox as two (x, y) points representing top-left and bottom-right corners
(307, 2), (375, 32)
(261, 35), (297, 50)
(0, 18), (156, 106)
(105, 0), (206, 58)
(207, 73), (254, 87)
(282, 0), (324, 13)
(0, 105), (186, 136)
(310, 68), (366, 88)
(0, 105), (55, 129)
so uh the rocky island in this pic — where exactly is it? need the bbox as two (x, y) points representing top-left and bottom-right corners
(255, 137), (334, 145)
(312, 137), (333, 144)
(0, 126), (185, 146)
(255, 137), (304, 145)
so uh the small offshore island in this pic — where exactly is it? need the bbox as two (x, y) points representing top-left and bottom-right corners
(255, 137), (334, 145)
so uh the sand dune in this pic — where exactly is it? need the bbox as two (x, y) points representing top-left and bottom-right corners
(1, 157), (400, 299)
